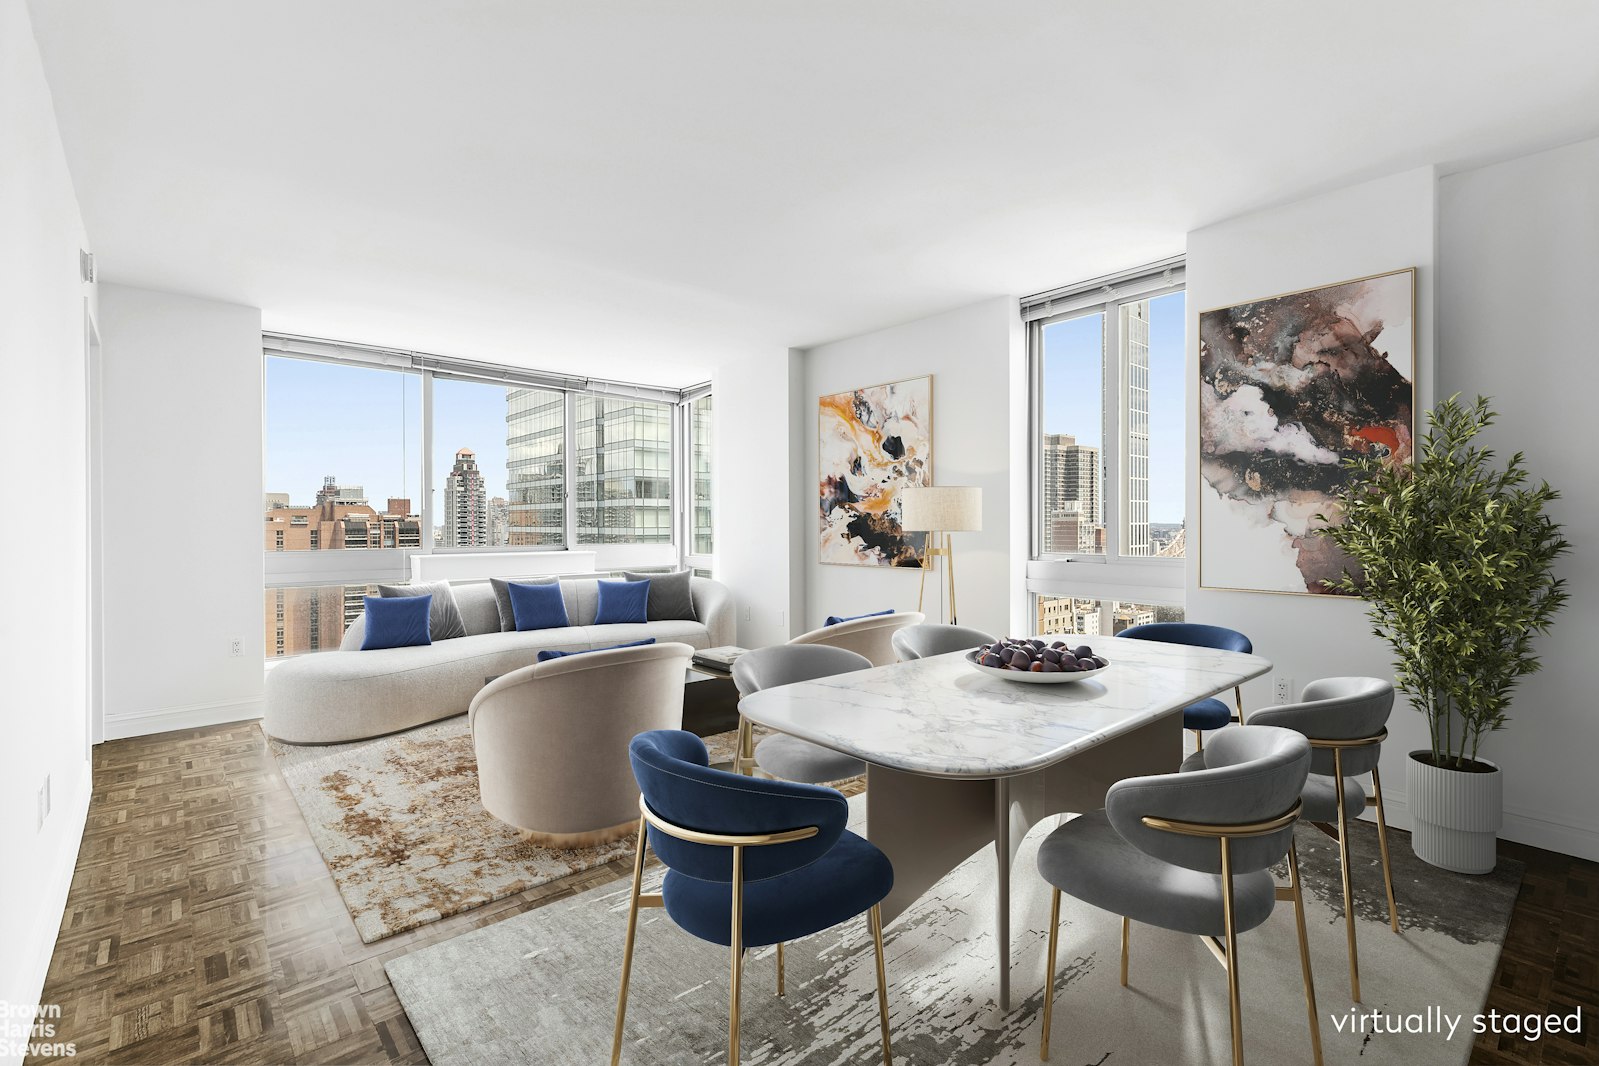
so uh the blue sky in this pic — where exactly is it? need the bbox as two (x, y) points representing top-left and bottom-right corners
(264, 359), (514, 509)
(268, 293), (1187, 523)
(1042, 290), (1186, 524)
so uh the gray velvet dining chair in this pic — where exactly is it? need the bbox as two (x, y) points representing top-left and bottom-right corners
(731, 644), (872, 783)
(1192, 677), (1399, 1002)
(890, 622), (997, 661)
(1035, 724), (1321, 1066)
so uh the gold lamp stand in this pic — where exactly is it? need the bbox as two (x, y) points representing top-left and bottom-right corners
(902, 486), (981, 627)
(915, 532), (959, 624)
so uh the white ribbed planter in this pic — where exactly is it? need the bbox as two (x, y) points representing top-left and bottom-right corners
(1406, 751), (1502, 874)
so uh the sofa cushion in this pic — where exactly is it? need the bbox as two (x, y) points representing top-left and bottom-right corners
(361, 595), (433, 650)
(536, 637), (656, 663)
(595, 579), (649, 625)
(378, 581), (467, 640)
(623, 569), (698, 621)
(578, 619), (711, 650)
(490, 576), (556, 633)
(509, 581), (570, 631)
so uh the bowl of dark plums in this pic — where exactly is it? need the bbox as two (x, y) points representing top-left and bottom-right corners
(964, 638), (1110, 684)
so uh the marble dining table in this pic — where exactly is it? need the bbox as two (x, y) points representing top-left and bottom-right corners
(736, 634), (1272, 1009)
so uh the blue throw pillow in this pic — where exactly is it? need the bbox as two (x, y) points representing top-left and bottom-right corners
(508, 580), (570, 631)
(536, 638), (657, 663)
(361, 594), (433, 650)
(594, 578), (650, 625)
(824, 608), (895, 627)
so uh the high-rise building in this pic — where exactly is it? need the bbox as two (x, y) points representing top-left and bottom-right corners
(1042, 433), (1102, 553)
(488, 496), (510, 546)
(443, 448), (488, 547)
(263, 482), (420, 656)
(1124, 300), (1152, 556)
(506, 388), (566, 546)
(503, 389), (674, 546)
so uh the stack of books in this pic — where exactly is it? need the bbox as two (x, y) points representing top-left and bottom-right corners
(692, 646), (748, 670)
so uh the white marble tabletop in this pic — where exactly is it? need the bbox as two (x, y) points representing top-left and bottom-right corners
(737, 636), (1272, 778)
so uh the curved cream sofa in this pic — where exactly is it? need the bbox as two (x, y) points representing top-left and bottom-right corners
(264, 576), (733, 744)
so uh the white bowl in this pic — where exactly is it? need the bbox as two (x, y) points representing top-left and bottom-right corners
(963, 648), (1111, 685)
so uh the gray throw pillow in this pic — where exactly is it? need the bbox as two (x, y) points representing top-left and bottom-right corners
(378, 581), (467, 640)
(622, 569), (698, 622)
(490, 576), (557, 633)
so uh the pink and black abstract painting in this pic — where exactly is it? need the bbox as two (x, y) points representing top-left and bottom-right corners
(1198, 269), (1414, 595)
(818, 376), (932, 567)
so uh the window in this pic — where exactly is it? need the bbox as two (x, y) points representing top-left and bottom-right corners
(263, 337), (711, 658)
(690, 394), (713, 556)
(574, 395), (673, 544)
(1034, 595), (1185, 638)
(1026, 259), (1186, 613)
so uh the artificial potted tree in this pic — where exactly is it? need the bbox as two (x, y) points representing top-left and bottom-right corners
(1320, 395), (1569, 874)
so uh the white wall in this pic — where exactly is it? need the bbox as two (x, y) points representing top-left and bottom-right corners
(801, 298), (1020, 637)
(1185, 167), (1443, 837)
(97, 284), (264, 738)
(1435, 137), (1599, 860)
(0, 1), (95, 1045)
(713, 348), (805, 647)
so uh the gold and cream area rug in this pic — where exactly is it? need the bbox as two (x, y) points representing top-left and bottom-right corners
(266, 716), (756, 944)
(387, 798), (1522, 1066)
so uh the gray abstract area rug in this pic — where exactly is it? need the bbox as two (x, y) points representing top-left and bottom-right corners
(265, 717), (752, 944)
(386, 798), (1521, 1065)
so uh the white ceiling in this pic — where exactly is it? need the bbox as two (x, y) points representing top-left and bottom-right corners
(28, 1), (1599, 387)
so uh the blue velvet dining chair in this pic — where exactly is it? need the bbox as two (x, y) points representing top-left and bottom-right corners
(1119, 622), (1253, 751)
(612, 730), (895, 1066)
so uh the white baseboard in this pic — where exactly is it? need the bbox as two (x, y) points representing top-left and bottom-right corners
(4, 766), (92, 1066)
(103, 697), (263, 741)
(1365, 787), (1599, 862)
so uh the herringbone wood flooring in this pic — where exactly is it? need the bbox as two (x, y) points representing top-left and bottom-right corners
(29, 721), (1596, 1065)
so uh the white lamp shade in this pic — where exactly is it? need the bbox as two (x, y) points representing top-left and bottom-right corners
(901, 486), (983, 532)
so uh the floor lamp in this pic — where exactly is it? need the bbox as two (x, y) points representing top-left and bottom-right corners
(900, 486), (982, 624)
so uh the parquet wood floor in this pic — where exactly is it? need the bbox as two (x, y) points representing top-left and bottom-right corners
(28, 721), (1595, 1065)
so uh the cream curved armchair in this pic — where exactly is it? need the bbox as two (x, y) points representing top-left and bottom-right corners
(470, 641), (695, 848)
(788, 611), (925, 667)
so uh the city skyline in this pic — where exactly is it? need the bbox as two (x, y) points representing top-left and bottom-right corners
(1042, 290), (1186, 524)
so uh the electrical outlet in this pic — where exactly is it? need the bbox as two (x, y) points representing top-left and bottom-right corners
(37, 775), (51, 830)
(744, 605), (752, 622)
(229, 637), (244, 657)
(1274, 676), (1294, 705)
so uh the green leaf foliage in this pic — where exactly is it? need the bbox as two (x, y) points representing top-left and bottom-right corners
(1317, 395), (1570, 769)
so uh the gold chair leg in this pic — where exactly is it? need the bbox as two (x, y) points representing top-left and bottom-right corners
(869, 904), (892, 1066)
(1334, 749), (1360, 1002)
(730, 845), (744, 1066)
(610, 816), (648, 1066)
(776, 941), (785, 997)
(1234, 685), (1246, 724)
(736, 715), (755, 776)
(1286, 840), (1325, 1066)
(1194, 729), (1205, 753)
(1371, 765), (1401, 934)
(1221, 836), (1244, 1066)
(1041, 887), (1061, 1061)
(1120, 916), (1129, 987)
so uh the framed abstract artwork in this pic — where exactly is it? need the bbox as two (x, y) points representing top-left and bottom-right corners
(818, 375), (932, 567)
(1198, 268), (1416, 596)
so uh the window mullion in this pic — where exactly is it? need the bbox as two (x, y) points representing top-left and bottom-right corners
(1102, 305), (1123, 566)
(563, 391), (578, 549)
(420, 370), (434, 556)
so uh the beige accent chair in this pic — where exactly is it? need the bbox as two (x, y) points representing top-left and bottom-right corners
(470, 641), (695, 848)
(788, 611), (925, 667)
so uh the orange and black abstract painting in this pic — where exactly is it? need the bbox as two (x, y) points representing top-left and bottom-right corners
(818, 376), (932, 567)
(1198, 269), (1415, 595)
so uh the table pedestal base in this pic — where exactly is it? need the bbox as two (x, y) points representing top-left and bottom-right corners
(866, 708), (1183, 1009)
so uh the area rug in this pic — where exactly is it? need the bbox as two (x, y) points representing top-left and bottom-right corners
(387, 798), (1522, 1065)
(268, 716), (754, 944)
